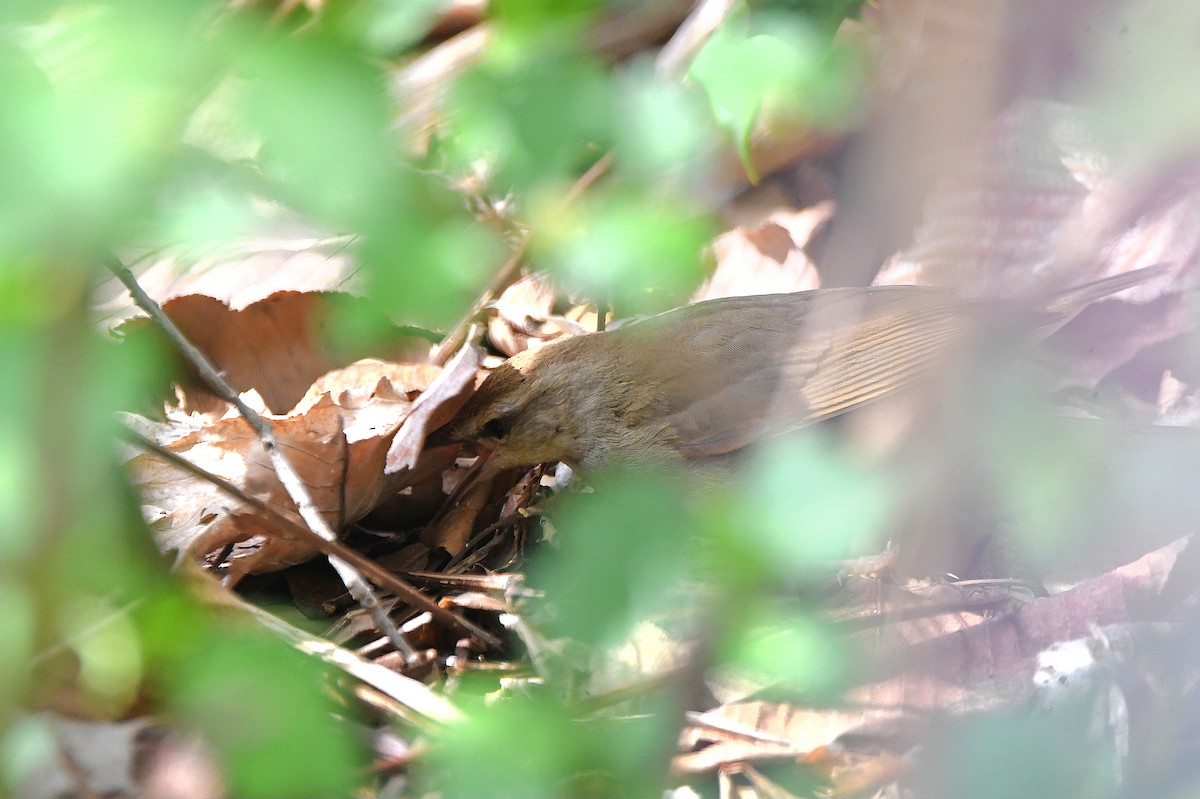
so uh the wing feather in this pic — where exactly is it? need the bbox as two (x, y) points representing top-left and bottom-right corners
(616, 287), (968, 458)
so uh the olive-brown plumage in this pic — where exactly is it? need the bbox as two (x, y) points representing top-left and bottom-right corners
(452, 271), (1153, 473)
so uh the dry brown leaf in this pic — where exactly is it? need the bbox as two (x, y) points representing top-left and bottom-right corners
(420, 468), (494, 555)
(868, 100), (1200, 393)
(695, 205), (829, 302)
(677, 538), (1192, 787)
(117, 291), (430, 416)
(98, 235), (360, 326)
(486, 273), (588, 357)
(875, 101), (1181, 299)
(679, 702), (876, 775)
(386, 342), (482, 474)
(130, 359), (435, 574)
(864, 538), (1189, 714)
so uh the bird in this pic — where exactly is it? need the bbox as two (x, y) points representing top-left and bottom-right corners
(448, 269), (1156, 476)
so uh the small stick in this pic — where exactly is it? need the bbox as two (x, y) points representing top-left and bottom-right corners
(655, 0), (739, 78)
(431, 151), (616, 364)
(108, 258), (423, 660)
(430, 234), (530, 366)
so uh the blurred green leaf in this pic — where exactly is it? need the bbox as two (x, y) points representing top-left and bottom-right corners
(167, 625), (366, 798)
(613, 61), (718, 184)
(447, 52), (614, 193)
(5, 3), (219, 251)
(754, 0), (864, 35)
(717, 602), (849, 696)
(689, 6), (861, 181)
(328, 0), (445, 55)
(0, 583), (34, 710)
(491, 0), (606, 30)
(240, 33), (396, 226)
(922, 705), (1119, 798)
(62, 597), (142, 712)
(987, 400), (1109, 569)
(532, 186), (714, 314)
(732, 432), (895, 575)
(531, 470), (697, 649)
(1084, 0), (1200, 162)
(428, 686), (676, 798)
(0, 715), (56, 794)
(359, 210), (505, 329)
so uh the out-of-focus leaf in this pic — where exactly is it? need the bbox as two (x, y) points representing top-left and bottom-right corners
(530, 470), (696, 649)
(614, 61), (717, 183)
(1083, 0), (1200, 163)
(7, 3), (215, 250)
(239, 34), (394, 226)
(917, 707), (1119, 798)
(447, 51), (614, 193)
(532, 188), (714, 314)
(330, 0), (446, 55)
(731, 432), (895, 575)
(689, 12), (828, 182)
(428, 686), (676, 799)
(359, 212), (505, 330)
(717, 604), (848, 695)
(0, 583), (34, 710)
(491, 0), (606, 29)
(165, 625), (366, 798)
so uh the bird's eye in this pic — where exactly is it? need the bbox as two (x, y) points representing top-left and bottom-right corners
(480, 417), (509, 439)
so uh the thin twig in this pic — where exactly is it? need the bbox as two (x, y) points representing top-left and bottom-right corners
(107, 257), (423, 660)
(430, 235), (530, 365)
(431, 151), (616, 364)
(655, 0), (739, 78)
(122, 427), (503, 649)
(560, 150), (614, 208)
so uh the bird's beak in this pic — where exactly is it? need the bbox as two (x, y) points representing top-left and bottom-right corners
(422, 423), (460, 451)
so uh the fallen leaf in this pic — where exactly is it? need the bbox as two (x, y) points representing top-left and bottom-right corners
(385, 342), (482, 474)
(695, 205), (829, 301)
(129, 359), (434, 574)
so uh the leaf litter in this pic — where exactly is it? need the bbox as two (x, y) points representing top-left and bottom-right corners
(92, 2), (1200, 798)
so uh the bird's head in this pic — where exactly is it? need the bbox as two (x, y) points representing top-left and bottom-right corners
(450, 347), (582, 470)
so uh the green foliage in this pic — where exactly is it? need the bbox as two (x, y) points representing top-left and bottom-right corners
(922, 705), (1120, 798)
(689, 2), (862, 181)
(0, 0), (870, 794)
(531, 185), (715, 314)
(448, 53), (615, 193)
(428, 684), (677, 798)
(716, 601), (850, 697)
(165, 623), (366, 797)
(531, 470), (699, 649)
(714, 431), (896, 580)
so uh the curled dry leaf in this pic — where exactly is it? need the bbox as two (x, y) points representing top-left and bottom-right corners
(873, 100), (1197, 389)
(875, 101), (1179, 298)
(694, 204), (829, 302)
(385, 342), (482, 474)
(677, 702), (874, 776)
(486, 273), (589, 357)
(676, 538), (1190, 790)
(130, 359), (437, 575)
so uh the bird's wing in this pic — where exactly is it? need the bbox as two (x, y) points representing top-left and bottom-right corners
(627, 287), (969, 459)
